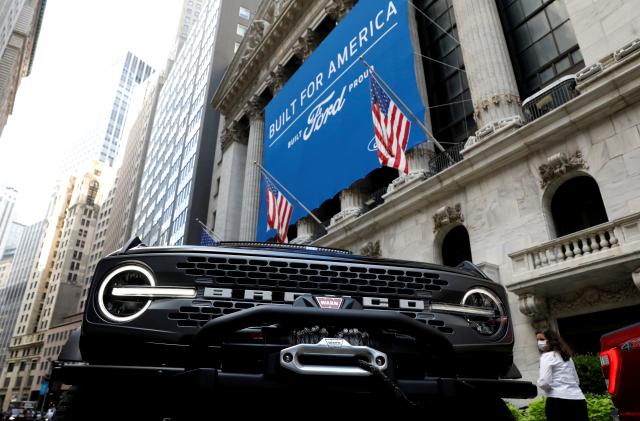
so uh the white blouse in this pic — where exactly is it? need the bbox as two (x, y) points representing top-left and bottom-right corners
(537, 351), (585, 400)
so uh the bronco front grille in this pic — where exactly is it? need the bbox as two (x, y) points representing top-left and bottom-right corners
(176, 256), (448, 297)
(169, 255), (454, 333)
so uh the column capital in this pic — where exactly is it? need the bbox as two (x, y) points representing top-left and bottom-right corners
(246, 96), (267, 121)
(325, 0), (356, 22)
(220, 123), (245, 152)
(266, 64), (294, 95)
(293, 29), (322, 61)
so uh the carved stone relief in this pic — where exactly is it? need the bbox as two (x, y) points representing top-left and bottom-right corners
(432, 204), (464, 233)
(473, 94), (521, 122)
(325, 0), (356, 22)
(246, 95), (266, 121)
(548, 280), (640, 319)
(538, 150), (588, 189)
(293, 29), (322, 61)
(220, 123), (245, 152)
(266, 65), (294, 95)
(360, 240), (382, 257)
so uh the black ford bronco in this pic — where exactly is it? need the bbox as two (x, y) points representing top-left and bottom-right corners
(51, 238), (535, 420)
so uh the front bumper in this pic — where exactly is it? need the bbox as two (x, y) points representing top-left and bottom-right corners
(51, 362), (537, 399)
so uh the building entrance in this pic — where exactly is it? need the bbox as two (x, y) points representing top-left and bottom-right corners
(557, 304), (640, 354)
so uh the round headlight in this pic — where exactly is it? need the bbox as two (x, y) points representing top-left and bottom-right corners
(461, 288), (506, 336)
(97, 265), (154, 322)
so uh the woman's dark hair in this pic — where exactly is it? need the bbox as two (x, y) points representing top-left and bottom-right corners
(538, 329), (573, 361)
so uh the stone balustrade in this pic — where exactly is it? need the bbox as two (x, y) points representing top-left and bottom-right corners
(510, 212), (640, 276)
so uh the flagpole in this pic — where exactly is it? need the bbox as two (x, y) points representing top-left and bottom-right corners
(195, 218), (222, 242)
(359, 56), (455, 164)
(253, 161), (326, 231)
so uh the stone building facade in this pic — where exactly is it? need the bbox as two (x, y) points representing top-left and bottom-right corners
(211, 0), (640, 387)
(0, 161), (113, 409)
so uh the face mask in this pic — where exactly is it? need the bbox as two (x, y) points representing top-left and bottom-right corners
(537, 340), (547, 351)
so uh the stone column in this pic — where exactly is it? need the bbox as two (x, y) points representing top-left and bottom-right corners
(330, 186), (366, 228)
(291, 216), (322, 244)
(217, 123), (247, 241)
(238, 97), (266, 241)
(451, 0), (523, 131)
(385, 142), (433, 196)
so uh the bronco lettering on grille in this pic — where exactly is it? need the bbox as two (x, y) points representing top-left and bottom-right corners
(202, 288), (426, 310)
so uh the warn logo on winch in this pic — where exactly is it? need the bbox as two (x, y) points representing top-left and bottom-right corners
(315, 296), (343, 309)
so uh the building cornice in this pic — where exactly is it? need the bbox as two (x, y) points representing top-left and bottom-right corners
(314, 52), (640, 249)
(213, 1), (303, 114)
(212, 0), (332, 121)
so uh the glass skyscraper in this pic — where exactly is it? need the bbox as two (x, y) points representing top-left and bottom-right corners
(61, 52), (154, 175)
(133, 0), (256, 246)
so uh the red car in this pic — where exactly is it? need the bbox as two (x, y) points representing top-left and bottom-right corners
(600, 322), (640, 420)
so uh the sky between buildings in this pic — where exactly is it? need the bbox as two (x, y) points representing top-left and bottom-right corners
(0, 0), (183, 224)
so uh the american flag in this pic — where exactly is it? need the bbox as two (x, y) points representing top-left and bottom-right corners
(199, 226), (219, 246)
(265, 177), (278, 231)
(369, 76), (410, 174)
(265, 176), (293, 243)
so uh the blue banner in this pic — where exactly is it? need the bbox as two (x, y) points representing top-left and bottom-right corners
(259, 0), (425, 240)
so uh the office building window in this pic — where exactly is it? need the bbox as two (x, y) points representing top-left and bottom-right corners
(415, 0), (475, 145)
(236, 23), (247, 37)
(239, 7), (251, 20)
(497, 0), (583, 99)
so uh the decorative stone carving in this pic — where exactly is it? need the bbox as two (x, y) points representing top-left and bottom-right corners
(293, 29), (322, 61)
(549, 281), (640, 318)
(518, 294), (549, 320)
(463, 135), (479, 151)
(266, 65), (294, 95)
(474, 94), (521, 121)
(432, 204), (464, 233)
(325, 0), (356, 22)
(576, 63), (603, 84)
(246, 95), (266, 121)
(614, 38), (640, 62)
(360, 241), (382, 257)
(474, 115), (524, 141)
(538, 150), (588, 188)
(220, 123), (246, 152)
(263, 0), (291, 24)
(237, 19), (271, 69)
(632, 267), (640, 290)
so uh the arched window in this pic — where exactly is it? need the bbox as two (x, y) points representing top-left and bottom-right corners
(551, 176), (608, 237)
(441, 225), (472, 267)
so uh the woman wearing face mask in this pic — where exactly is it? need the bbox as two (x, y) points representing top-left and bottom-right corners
(536, 329), (588, 421)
